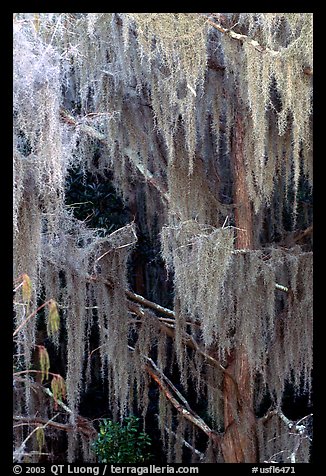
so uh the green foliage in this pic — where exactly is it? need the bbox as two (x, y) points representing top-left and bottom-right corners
(65, 168), (129, 234)
(92, 416), (152, 463)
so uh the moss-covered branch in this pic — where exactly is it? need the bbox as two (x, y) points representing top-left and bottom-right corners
(204, 14), (313, 76)
(59, 108), (170, 203)
(144, 360), (221, 448)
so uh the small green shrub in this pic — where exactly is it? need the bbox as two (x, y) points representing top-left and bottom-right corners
(92, 416), (152, 463)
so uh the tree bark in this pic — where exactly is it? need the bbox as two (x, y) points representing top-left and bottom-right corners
(221, 109), (258, 463)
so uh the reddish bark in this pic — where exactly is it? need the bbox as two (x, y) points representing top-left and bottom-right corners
(221, 110), (258, 463)
(233, 112), (253, 251)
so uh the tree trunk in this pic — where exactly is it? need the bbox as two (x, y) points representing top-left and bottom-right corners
(221, 110), (258, 463)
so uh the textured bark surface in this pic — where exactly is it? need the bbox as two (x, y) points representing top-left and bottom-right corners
(233, 112), (254, 251)
(221, 110), (258, 463)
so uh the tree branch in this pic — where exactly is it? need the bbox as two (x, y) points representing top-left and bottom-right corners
(260, 407), (312, 434)
(13, 415), (96, 438)
(128, 303), (244, 415)
(13, 414), (60, 462)
(14, 376), (71, 414)
(124, 343), (221, 447)
(13, 300), (52, 337)
(259, 408), (312, 463)
(125, 289), (175, 318)
(59, 108), (169, 203)
(144, 362), (221, 448)
(203, 14), (313, 76)
(160, 421), (205, 460)
(129, 345), (194, 414)
(13, 369), (62, 379)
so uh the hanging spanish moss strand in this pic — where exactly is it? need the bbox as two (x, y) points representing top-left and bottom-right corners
(13, 13), (312, 463)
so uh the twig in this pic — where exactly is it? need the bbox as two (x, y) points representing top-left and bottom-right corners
(161, 421), (205, 460)
(88, 345), (104, 360)
(13, 300), (52, 337)
(13, 413), (60, 461)
(13, 369), (62, 379)
(275, 283), (289, 293)
(13, 282), (24, 293)
(13, 416), (95, 438)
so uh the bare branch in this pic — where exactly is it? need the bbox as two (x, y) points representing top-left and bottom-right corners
(125, 290), (175, 318)
(13, 300), (52, 337)
(13, 415), (96, 438)
(260, 408), (312, 463)
(13, 413), (60, 462)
